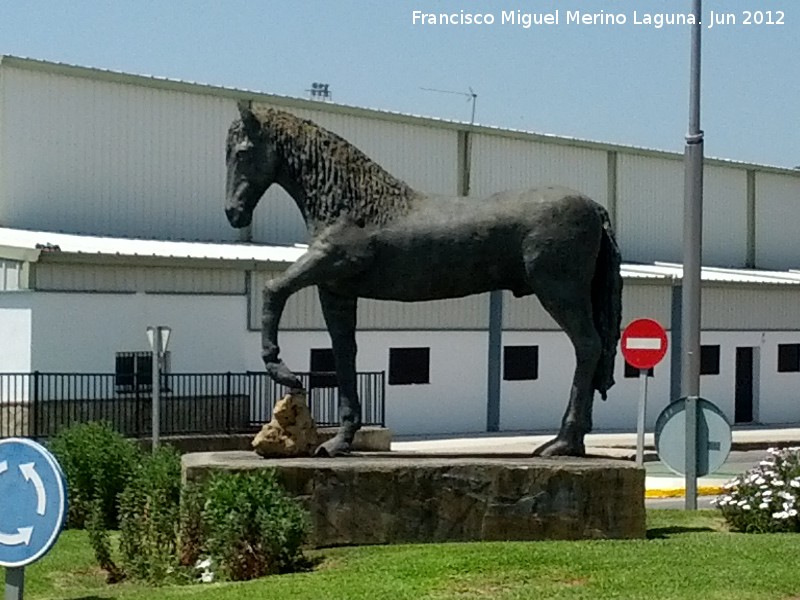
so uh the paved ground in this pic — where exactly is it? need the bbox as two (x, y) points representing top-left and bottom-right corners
(392, 425), (800, 501)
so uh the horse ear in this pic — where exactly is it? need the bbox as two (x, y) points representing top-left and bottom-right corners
(237, 100), (261, 138)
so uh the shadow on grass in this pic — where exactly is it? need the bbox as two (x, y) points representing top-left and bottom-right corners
(647, 526), (716, 539)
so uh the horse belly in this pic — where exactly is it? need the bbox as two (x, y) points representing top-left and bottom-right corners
(343, 236), (529, 301)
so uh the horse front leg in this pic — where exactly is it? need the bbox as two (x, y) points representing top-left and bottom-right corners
(259, 242), (347, 389)
(315, 288), (360, 457)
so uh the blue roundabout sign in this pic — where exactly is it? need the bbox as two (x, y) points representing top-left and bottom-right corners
(0, 438), (68, 568)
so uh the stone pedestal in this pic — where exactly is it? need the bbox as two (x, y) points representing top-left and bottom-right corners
(182, 452), (645, 546)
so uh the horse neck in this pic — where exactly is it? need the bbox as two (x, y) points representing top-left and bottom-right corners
(274, 130), (418, 230)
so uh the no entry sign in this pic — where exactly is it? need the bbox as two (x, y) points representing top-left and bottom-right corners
(621, 318), (668, 370)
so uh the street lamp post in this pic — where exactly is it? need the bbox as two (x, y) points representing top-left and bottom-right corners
(146, 326), (172, 451)
(682, 0), (704, 510)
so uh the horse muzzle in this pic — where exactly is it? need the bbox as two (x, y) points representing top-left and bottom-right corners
(225, 206), (253, 228)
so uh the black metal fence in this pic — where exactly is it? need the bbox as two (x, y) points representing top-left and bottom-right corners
(0, 371), (385, 440)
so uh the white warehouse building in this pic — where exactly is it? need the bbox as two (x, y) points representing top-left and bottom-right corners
(1, 56), (800, 436)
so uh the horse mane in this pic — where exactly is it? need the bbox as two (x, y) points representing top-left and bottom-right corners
(251, 107), (420, 226)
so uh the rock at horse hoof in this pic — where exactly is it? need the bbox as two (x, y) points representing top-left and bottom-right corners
(252, 391), (319, 458)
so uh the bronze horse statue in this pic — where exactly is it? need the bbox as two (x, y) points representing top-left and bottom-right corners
(225, 102), (622, 457)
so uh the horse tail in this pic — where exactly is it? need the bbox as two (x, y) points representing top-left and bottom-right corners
(591, 205), (623, 400)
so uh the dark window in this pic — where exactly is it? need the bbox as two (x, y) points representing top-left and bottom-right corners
(115, 351), (170, 392)
(503, 346), (538, 381)
(624, 362), (654, 378)
(389, 347), (430, 385)
(700, 345), (720, 375)
(310, 348), (337, 388)
(778, 344), (800, 373)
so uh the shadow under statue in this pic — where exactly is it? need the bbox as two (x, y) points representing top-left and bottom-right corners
(225, 102), (623, 458)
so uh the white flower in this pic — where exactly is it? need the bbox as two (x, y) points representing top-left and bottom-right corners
(755, 476), (767, 485)
(743, 504), (751, 510)
(760, 484), (769, 489)
(200, 571), (215, 583)
(759, 461), (774, 467)
(763, 490), (773, 496)
(718, 499), (729, 506)
(737, 499), (747, 507)
(195, 558), (213, 570)
(772, 480), (785, 487)
(773, 511), (790, 520)
(790, 509), (798, 517)
(790, 480), (800, 489)
(768, 447), (780, 455)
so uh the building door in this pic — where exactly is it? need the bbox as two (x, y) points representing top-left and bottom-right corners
(734, 347), (754, 423)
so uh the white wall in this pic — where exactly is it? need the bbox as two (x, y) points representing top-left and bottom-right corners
(0, 295), (32, 372)
(27, 292), (249, 373)
(243, 330), (490, 436)
(8, 289), (800, 435)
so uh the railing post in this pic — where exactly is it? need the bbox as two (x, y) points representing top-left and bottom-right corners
(380, 370), (386, 428)
(225, 371), (232, 433)
(32, 371), (40, 439)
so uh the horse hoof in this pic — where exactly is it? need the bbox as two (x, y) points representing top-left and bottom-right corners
(266, 362), (303, 389)
(532, 437), (585, 457)
(314, 438), (352, 458)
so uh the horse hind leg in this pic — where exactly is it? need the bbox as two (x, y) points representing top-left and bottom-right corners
(314, 288), (361, 457)
(530, 280), (601, 457)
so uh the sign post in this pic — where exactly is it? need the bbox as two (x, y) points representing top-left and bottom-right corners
(0, 438), (68, 600)
(146, 325), (172, 451)
(621, 318), (668, 466)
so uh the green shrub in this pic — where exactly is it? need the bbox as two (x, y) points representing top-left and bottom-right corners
(49, 421), (139, 528)
(179, 481), (207, 568)
(201, 470), (309, 581)
(118, 446), (183, 582)
(715, 446), (800, 533)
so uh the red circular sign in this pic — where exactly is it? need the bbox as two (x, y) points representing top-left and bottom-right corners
(621, 318), (668, 370)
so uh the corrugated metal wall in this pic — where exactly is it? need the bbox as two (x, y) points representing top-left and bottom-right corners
(33, 263), (245, 294)
(617, 156), (750, 267)
(2, 60), (799, 270)
(755, 173), (800, 269)
(703, 286), (800, 330)
(502, 282), (672, 331)
(248, 271), (488, 330)
(469, 133), (608, 202)
(0, 66), (240, 243)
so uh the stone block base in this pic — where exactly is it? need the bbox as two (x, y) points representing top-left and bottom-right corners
(182, 452), (645, 546)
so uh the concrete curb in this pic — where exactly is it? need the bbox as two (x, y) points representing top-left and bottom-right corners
(645, 485), (725, 499)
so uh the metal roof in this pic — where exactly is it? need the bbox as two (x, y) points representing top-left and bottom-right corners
(0, 227), (306, 265)
(1, 227), (800, 285)
(2, 55), (799, 177)
(621, 262), (800, 285)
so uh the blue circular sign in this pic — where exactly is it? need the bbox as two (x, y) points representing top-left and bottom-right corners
(654, 397), (732, 477)
(0, 438), (68, 567)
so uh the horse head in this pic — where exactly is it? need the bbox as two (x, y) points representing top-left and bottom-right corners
(225, 101), (280, 228)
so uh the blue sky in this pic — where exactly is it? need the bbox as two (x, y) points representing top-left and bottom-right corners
(1, 0), (797, 167)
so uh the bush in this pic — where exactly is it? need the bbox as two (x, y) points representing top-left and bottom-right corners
(178, 481), (207, 568)
(49, 421), (139, 529)
(715, 446), (800, 533)
(201, 470), (309, 581)
(118, 445), (184, 582)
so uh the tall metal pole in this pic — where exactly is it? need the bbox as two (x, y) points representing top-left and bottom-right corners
(5, 567), (24, 600)
(682, 0), (704, 510)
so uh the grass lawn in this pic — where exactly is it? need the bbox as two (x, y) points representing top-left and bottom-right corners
(5, 510), (800, 600)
